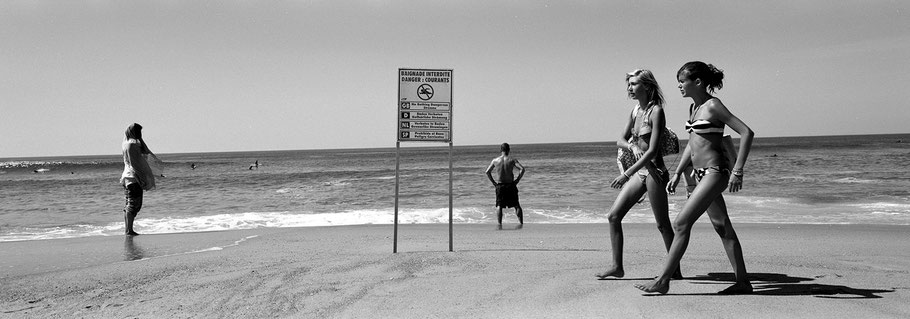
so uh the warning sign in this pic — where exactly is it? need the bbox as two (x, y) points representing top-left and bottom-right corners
(401, 111), (450, 120)
(399, 131), (450, 141)
(400, 121), (450, 130)
(398, 68), (453, 142)
(399, 102), (450, 111)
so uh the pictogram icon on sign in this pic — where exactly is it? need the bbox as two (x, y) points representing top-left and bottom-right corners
(417, 84), (434, 100)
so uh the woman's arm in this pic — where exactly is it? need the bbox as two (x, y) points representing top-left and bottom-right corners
(711, 99), (754, 192)
(666, 142), (692, 194)
(622, 107), (663, 177)
(674, 143), (693, 175)
(612, 106), (664, 188)
(616, 109), (635, 151)
(712, 99), (753, 172)
(128, 142), (155, 190)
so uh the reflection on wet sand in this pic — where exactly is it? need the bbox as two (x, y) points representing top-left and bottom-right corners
(124, 236), (145, 261)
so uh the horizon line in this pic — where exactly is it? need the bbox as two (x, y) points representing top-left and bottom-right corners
(3, 132), (908, 160)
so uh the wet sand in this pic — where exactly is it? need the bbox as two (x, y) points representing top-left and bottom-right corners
(2, 223), (909, 318)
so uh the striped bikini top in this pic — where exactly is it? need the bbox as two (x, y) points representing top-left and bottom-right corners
(686, 101), (724, 134)
(685, 119), (724, 134)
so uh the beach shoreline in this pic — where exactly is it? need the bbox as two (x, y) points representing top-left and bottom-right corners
(2, 223), (909, 318)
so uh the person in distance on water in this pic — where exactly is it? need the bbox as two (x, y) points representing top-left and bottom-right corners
(485, 143), (525, 229)
(119, 123), (157, 236)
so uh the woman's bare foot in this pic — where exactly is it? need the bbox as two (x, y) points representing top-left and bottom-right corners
(671, 267), (683, 280)
(595, 267), (625, 279)
(718, 281), (752, 295)
(126, 231), (140, 236)
(634, 279), (669, 294)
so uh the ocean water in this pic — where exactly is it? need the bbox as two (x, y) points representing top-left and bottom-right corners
(1, 134), (908, 242)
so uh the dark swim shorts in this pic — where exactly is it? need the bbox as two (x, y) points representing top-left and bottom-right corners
(495, 183), (520, 208)
(123, 183), (143, 215)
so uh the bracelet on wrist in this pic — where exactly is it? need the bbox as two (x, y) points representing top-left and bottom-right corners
(622, 172), (630, 179)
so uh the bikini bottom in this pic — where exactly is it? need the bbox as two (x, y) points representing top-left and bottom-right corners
(692, 166), (730, 183)
(637, 164), (669, 186)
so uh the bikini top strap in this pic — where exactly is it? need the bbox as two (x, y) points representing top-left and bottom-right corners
(689, 97), (719, 122)
(688, 103), (696, 122)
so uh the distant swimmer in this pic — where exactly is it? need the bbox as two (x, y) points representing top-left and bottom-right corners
(249, 160), (259, 170)
(191, 163), (196, 170)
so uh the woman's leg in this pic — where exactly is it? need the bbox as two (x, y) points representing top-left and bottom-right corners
(634, 173), (727, 293)
(705, 194), (752, 294)
(123, 184), (142, 236)
(645, 174), (681, 279)
(597, 179), (647, 278)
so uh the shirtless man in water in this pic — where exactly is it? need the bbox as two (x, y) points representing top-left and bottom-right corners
(485, 143), (526, 228)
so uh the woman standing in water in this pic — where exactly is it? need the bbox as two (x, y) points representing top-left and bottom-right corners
(120, 123), (157, 236)
(636, 61), (754, 294)
(596, 69), (680, 280)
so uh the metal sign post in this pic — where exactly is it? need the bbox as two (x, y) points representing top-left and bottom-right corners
(394, 141), (401, 253)
(448, 141), (453, 252)
(394, 68), (454, 253)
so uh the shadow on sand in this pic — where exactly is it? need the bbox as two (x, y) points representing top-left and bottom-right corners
(457, 248), (600, 253)
(670, 272), (895, 298)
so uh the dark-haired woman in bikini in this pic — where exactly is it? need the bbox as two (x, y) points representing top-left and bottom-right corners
(635, 61), (755, 294)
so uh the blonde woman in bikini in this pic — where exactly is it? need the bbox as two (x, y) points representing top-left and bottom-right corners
(636, 61), (755, 294)
(596, 69), (680, 280)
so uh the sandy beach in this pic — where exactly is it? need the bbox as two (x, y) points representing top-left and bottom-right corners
(2, 223), (909, 318)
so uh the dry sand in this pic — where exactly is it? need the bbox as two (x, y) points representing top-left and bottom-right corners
(2, 223), (909, 318)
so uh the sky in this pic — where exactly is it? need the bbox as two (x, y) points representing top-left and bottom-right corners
(2, 0), (909, 158)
